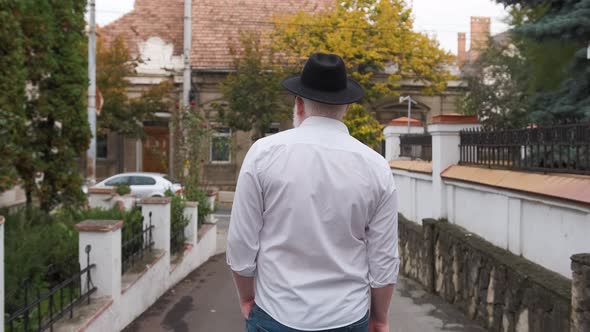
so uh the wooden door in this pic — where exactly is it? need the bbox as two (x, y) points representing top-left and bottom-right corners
(143, 126), (169, 173)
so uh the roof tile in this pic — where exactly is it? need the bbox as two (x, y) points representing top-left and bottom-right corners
(100, 0), (333, 69)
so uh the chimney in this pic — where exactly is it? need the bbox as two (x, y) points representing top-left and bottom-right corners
(469, 16), (491, 62)
(457, 32), (466, 68)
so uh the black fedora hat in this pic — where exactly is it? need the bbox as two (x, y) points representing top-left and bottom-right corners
(281, 53), (364, 105)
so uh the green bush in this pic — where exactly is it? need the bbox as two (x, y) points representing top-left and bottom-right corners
(166, 190), (189, 253)
(2, 206), (143, 316)
(3, 208), (78, 315)
(184, 187), (212, 228)
(59, 207), (143, 239)
(115, 184), (131, 196)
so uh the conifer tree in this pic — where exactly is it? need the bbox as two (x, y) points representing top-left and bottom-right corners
(0, 1), (26, 191)
(495, 0), (590, 123)
(16, 0), (90, 210)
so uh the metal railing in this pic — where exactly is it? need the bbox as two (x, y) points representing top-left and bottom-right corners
(460, 123), (590, 175)
(400, 134), (432, 161)
(6, 245), (96, 332)
(121, 212), (154, 274)
(170, 225), (186, 255)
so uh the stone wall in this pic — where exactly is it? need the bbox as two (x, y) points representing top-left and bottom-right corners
(398, 215), (433, 291)
(399, 215), (573, 332)
(571, 254), (590, 332)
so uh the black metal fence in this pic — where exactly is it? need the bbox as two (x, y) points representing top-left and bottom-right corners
(460, 123), (590, 175)
(6, 245), (96, 332)
(170, 225), (186, 255)
(121, 212), (154, 274)
(400, 134), (432, 161)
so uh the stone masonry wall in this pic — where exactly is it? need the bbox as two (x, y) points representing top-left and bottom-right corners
(571, 254), (590, 332)
(398, 216), (433, 291)
(399, 215), (572, 332)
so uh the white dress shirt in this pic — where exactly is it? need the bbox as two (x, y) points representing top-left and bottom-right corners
(227, 116), (400, 331)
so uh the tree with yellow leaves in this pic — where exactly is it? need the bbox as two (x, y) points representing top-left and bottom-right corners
(97, 35), (173, 138)
(273, 0), (454, 100)
(271, 0), (455, 146)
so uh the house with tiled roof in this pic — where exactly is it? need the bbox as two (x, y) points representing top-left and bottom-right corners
(99, 0), (465, 190)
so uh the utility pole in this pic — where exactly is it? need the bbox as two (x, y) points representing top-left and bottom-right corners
(399, 95), (416, 134)
(183, 0), (192, 109)
(86, 0), (97, 185)
(179, 0), (192, 180)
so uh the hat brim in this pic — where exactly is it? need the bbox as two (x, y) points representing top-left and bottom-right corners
(281, 74), (364, 105)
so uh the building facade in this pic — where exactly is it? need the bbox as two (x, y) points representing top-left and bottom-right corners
(100, 0), (466, 190)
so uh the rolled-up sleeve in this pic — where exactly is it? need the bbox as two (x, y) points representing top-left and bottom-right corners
(226, 143), (264, 277)
(367, 173), (400, 288)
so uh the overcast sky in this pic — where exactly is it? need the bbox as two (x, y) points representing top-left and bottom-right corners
(95, 0), (509, 55)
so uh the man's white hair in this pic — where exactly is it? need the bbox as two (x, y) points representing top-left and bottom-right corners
(301, 98), (348, 119)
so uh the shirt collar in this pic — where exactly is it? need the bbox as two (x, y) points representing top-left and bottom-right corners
(299, 116), (350, 134)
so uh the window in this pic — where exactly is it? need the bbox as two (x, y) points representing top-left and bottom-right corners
(210, 127), (231, 163)
(105, 176), (129, 186)
(130, 176), (156, 186)
(97, 134), (108, 159)
(163, 175), (177, 184)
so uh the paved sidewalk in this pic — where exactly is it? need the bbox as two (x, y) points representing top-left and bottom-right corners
(125, 209), (485, 332)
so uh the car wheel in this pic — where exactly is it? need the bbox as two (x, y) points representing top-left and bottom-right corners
(152, 194), (163, 198)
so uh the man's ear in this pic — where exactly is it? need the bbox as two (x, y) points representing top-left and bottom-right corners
(340, 103), (351, 118)
(296, 97), (305, 117)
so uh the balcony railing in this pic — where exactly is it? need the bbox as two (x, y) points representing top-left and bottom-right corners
(459, 123), (590, 175)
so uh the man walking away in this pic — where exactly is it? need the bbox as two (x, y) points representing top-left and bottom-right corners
(227, 53), (400, 332)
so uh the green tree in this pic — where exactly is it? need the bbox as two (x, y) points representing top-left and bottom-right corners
(495, 0), (590, 123)
(461, 5), (578, 128)
(0, 1), (26, 191)
(15, 0), (90, 211)
(171, 106), (212, 226)
(214, 33), (289, 141)
(97, 35), (173, 138)
(461, 38), (531, 128)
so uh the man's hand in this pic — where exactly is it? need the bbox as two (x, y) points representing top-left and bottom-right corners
(240, 299), (255, 319)
(369, 319), (389, 332)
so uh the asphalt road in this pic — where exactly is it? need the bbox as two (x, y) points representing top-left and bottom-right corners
(124, 209), (485, 332)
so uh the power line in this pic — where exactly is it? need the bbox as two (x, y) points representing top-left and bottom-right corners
(193, 17), (479, 35)
(95, 9), (506, 36)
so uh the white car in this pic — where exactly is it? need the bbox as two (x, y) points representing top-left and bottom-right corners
(92, 173), (183, 198)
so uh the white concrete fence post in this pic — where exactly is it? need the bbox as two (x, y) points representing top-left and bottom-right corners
(1, 216), (5, 330)
(383, 117), (425, 161)
(428, 115), (480, 219)
(75, 219), (123, 301)
(184, 202), (198, 246)
(140, 197), (172, 254)
(207, 190), (217, 212)
(87, 187), (116, 210)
